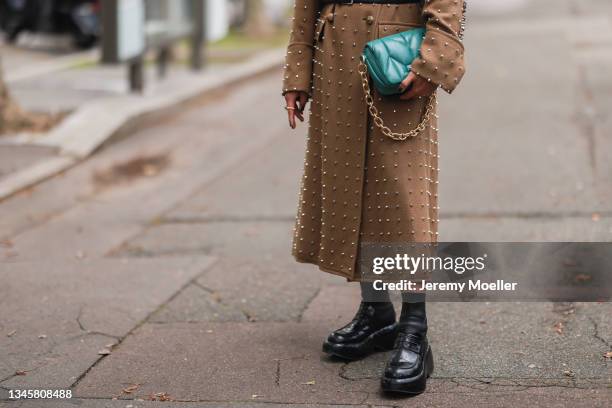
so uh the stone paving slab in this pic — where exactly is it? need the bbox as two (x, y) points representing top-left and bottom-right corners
(345, 302), (611, 381)
(581, 62), (612, 198)
(167, 127), (305, 222)
(2, 401), (392, 408)
(148, 283), (248, 324)
(149, 254), (340, 323)
(0, 145), (59, 180)
(304, 287), (611, 381)
(73, 322), (367, 405)
(2, 392), (611, 408)
(0, 257), (214, 389)
(118, 211), (612, 257)
(0, 70), (287, 242)
(114, 222), (294, 259)
(73, 320), (610, 407)
(193, 257), (323, 322)
(301, 285), (362, 326)
(115, 221), (344, 322)
(6, 74), (288, 260)
(439, 21), (609, 215)
(440, 216), (612, 241)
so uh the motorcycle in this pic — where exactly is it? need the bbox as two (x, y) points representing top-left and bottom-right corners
(0, 0), (100, 49)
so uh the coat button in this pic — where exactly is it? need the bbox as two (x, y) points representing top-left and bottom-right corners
(366, 15), (374, 25)
(326, 13), (334, 22)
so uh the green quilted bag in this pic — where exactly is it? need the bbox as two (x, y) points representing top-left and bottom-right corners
(362, 27), (426, 96)
(358, 27), (437, 141)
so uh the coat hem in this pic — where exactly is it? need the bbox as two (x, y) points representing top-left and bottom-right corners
(292, 254), (361, 282)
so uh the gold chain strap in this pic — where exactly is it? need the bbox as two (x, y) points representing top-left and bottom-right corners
(358, 58), (437, 141)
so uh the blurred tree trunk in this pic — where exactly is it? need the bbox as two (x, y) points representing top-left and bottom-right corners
(0, 55), (64, 135)
(0, 55), (16, 133)
(0, 55), (29, 134)
(243, 0), (274, 37)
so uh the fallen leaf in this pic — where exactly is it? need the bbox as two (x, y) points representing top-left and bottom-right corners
(0, 239), (13, 248)
(38, 334), (47, 339)
(150, 392), (171, 401)
(7, 330), (17, 337)
(142, 164), (159, 177)
(122, 384), (140, 394)
(15, 370), (26, 376)
(574, 273), (592, 283)
(553, 322), (564, 335)
(604, 351), (612, 359)
(563, 369), (575, 377)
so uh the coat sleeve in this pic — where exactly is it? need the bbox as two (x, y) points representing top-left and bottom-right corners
(411, 0), (466, 94)
(281, 0), (320, 97)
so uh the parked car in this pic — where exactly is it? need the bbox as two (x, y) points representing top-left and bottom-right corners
(0, 0), (100, 49)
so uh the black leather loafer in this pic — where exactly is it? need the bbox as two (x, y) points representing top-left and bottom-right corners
(381, 330), (434, 395)
(322, 302), (398, 361)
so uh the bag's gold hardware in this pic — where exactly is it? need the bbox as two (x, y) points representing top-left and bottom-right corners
(358, 57), (437, 141)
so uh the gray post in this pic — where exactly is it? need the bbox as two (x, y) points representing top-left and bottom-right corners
(100, 0), (119, 64)
(157, 47), (171, 78)
(129, 57), (145, 93)
(191, 0), (207, 71)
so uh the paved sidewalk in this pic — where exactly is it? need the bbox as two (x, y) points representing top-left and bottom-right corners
(1, 1), (611, 407)
(0, 39), (285, 201)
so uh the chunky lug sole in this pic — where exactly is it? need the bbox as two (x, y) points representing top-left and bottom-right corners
(322, 323), (398, 361)
(381, 345), (434, 395)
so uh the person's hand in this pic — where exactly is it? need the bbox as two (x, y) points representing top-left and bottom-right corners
(284, 91), (309, 129)
(398, 72), (437, 101)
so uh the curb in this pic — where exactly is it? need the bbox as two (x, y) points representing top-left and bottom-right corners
(0, 48), (286, 202)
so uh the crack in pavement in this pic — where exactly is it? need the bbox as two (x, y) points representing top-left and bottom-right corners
(0, 360), (52, 388)
(109, 245), (214, 259)
(0, 329), (121, 391)
(69, 258), (219, 390)
(192, 281), (253, 322)
(442, 376), (610, 391)
(75, 306), (124, 340)
(337, 363), (609, 394)
(296, 286), (322, 323)
(338, 361), (361, 382)
(446, 376), (609, 392)
(340, 368), (609, 391)
(275, 359), (281, 387)
(50, 395), (395, 406)
(587, 315), (611, 350)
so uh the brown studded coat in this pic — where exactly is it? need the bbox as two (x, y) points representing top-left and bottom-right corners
(282, 0), (466, 281)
